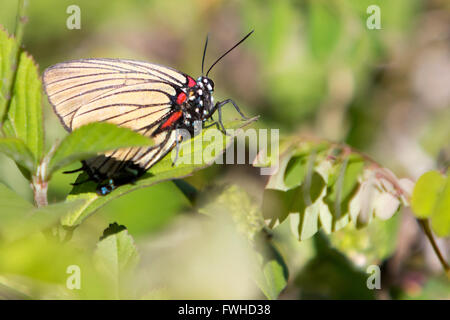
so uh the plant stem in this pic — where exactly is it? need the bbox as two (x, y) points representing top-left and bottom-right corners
(418, 219), (450, 279)
(31, 175), (48, 207)
(31, 144), (55, 207)
(172, 179), (198, 205)
(378, 166), (450, 276)
(14, 0), (28, 47)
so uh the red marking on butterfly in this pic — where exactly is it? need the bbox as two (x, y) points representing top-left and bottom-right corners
(187, 76), (196, 88)
(161, 111), (183, 129)
(176, 92), (187, 104)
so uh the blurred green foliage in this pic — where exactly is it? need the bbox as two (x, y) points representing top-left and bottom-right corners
(0, 0), (449, 300)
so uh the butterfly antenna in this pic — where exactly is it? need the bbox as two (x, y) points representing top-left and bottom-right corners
(201, 33), (209, 76)
(206, 30), (254, 77)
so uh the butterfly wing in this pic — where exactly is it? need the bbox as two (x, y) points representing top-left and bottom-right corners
(43, 58), (189, 175)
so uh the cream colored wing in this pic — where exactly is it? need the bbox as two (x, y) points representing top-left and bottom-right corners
(84, 129), (178, 176)
(43, 58), (188, 132)
(43, 58), (187, 171)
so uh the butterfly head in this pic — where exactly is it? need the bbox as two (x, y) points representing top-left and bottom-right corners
(197, 76), (214, 93)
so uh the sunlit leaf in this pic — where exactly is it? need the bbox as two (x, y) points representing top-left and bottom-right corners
(0, 27), (17, 122)
(284, 154), (308, 189)
(324, 156), (365, 219)
(3, 52), (43, 163)
(411, 170), (445, 218)
(0, 138), (36, 174)
(263, 139), (405, 241)
(430, 174), (450, 237)
(93, 229), (139, 299)
(0, 183), (86, 242)
(61, 118), (257, 227)
(253, 243), (288, 300)
(47, 122), (155, 177)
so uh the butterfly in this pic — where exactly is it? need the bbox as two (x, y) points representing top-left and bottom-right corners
(43, 31), (253, 195)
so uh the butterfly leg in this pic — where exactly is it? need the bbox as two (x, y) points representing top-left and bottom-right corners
(171, 127), (188, 167)
(204, 121), (222, 131)
(203, 114), (227, 135)
(172, 131), (181, 167)
(210, 99), (249, 136)
(216, 99), (249, 120)
(63, 165), (85, 174)
(70, 178), (93, 186)
(69, 162), (97, 186)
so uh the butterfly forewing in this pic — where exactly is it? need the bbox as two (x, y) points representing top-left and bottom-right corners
(70, 82), (174, 130)
(43, 58), (188, 131)
(43, 58), (188, 178)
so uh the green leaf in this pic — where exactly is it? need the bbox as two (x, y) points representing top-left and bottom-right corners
(3, 51), (43, 162)
(324, 156), (365, 220)
(264, 170), (326, 240)
(254, 243), (288, 300)
(6, 200), (87, 243)
(262, 189), (299, 227)
(263, 138), (406, 241)
(0, 183), (86, 242)
(284, 154), (308, 189)
(430, 174), (450, 237)
(265, 150), (294, 191)
(0, 27), (17, 122)
(0, 182), (33, 216)
(260, 259), (288, 299)
(0, 138), (36, 173)
(411, 170), (450, 236)
(93, 229), (139, 298)
(47, 122), (156, 177)
(61, 118), (257, 227)
(265, 141), (325, 191)
(411, 170), (445, 218)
